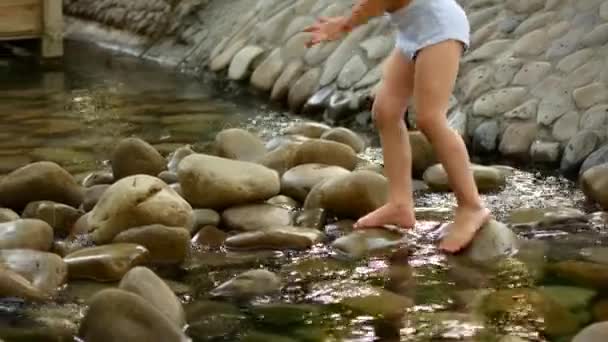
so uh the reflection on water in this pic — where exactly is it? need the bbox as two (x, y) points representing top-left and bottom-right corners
(0, 40), (605, 342)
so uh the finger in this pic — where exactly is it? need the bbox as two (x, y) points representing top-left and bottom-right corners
(302, 23), (320, 33)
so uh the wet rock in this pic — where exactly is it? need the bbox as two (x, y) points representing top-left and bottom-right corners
(332, 228), (406, 259)
(209, 269), (281, 299)
(456, 220), (519, 263)
(82, 171), (114, 187)
(423, 164), (506, 193)
(360, 35), (394, 60)
(78, 288), (191, 342)
(581, 247), (608, 265)
(548, 261), (608, 290)
(250, 303), (323, 326)
(302, 86), (334, 115)
(481, 288), (579, 338)
(284, 122), (331, 138)
(473, 120), (499, 154)
(221, 204), (293, 231)
(325, 91), (359, 122)
(82, 184), (109, 212)
(292, 139), (358, 170)
(324, 219), (355, 240)
(288, 67), (321, 111)
(581, 164), (608, 209)
(225, 226), (325, 251)
(304, 170), (388, 220)
(0, 219), (53, 251)
(281, 163), (350, 202)
(0, 208), (19, 223)
(410, 131), (437, 177)
(64, 243), (150, 282)
(158, 171), (178, 184)
(572, 322), (608, 342)
(509, 207), (585, 227)
(0, 161), (83, 211)
(250, 48), (285, 91)
(113, 225), (190, 264)
(282, 257), (351, 282)
(574, 83), (608, 110)
(0, 267), (47, 301)
(320, 127), (366, 153)
(271, 60), (305, 101)
(190, 209), (221, 235)
(119, 266), (186, 327)
(0, 249), (67, 297)
(22, 201), (84, 237)
(266, 195), (299, 209)
(215, 128), (267, 161)
(310, 279), (414, 318)
(240, 331), (297, 342)
(192, 226), (227, 249)
(337, 55), (367, 89)
(295, 208), (326, 230)
(580, 144), (608, 176)
(561, 131), (600, 176)
(530, 140), (561, 163)
(167, 145), (194, 173)
(255, 142), (300, 176)
(52, 238), (90, 257)
(87, 175), (193, 244)
(185, 300), (246, 340)
(182, 250), (280, 271)
(539, 285), (597, 312)
(111, 138), (167, 180)
(178, 154), (280, 210)
(473, 87), (527, 117)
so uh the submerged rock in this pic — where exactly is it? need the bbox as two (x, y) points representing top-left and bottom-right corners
(178, 154), (280, 210)
(0, 161), (83, 211)
(64, 243), (150, 282)
(0, 219), (53, 251)
(113, 225), (190, 264)
(87, 175), (193, 244)
(111, 137), (167, 180)
(304, 170), (388, 219)
(547, 261), (608, 290)
(209, 269), (281, 299)
(119, 266), (186, 328)
(78, 288), (191, 342)
(331, 228), (406, 259)
(225, 226), (325, 250)
(185, 300), (246, 340)
(221, 204), (293, 231)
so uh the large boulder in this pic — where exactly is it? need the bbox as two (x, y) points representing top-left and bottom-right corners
(280, 163), (350, 202)
(111, 138), (167, 180)
(78, 289), (191, 342)
(177, 154), (280, 210)
(304, 170), (388, 219)
(292, 139), (358, 170)
(87, 175), (193, 244)
(215, 128), (267, 161)
(0, 162), (83, 211)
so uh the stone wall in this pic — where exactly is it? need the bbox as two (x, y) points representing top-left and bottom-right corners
(63, 0), (608, 175)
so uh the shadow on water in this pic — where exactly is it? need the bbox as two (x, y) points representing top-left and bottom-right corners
(0, 39), (606, 342)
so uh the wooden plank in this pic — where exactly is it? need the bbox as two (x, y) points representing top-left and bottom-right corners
(42, 0), (63, 58)
(0, 0), (42, 37)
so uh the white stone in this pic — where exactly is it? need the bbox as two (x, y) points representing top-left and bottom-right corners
(282, 16), (315, 42)
(553, 112), (580, 142)
(271, 60), (305, 101)
(506, 0), (545, 13)
(493, 57), (524, 87)
(209, 38), (246, 72)
(463, 39), (514, 62)
(462, 65), (494, 100)
(360, 35), (394, 60)
(581, 105), (608, 131)
(582, 23), (608, 47)
(468, 5), (501, 29)
(250, 48), (285, 91)
(337, 55), (368, 89)
(513, 12), (556, 36)
(574, 83), (608, 109)
(548, 20), (571, 39)
(289, 68), (321, 111)
(512, 61), (551, 86)
(513, 29), (549, 57)
(473, 87), (527, 117)
(227, 46), (264, 81)
(320, 22), (375, 86)
(504, 99), (539, 120)
(354, 64), (382, 89)
(601, 1), (608, 20)
(566, 60), (602, 88)
(499, 122), (538, 157)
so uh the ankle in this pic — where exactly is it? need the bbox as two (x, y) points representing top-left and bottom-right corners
(387, 201), (413, 210)
(456, 201), (485, 212)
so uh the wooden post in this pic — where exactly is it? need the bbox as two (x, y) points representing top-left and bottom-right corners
(42, 0), (63, 58)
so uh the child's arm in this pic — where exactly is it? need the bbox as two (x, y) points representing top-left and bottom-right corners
(343, 0), (394, 31)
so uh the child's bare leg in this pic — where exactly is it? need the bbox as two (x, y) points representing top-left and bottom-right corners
(354, 49), (416, 229)
(413, 40), (491, 252)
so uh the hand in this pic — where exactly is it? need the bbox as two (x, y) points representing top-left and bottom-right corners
(303, 16), (350, 47)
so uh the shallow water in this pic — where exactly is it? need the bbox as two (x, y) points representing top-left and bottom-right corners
(0, 40), (606, 342)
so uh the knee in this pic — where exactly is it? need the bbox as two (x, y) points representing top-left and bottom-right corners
(416, 113), (446, 137)
(372, 100), (403, 130)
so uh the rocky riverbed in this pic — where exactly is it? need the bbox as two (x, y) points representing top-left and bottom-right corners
(4, 40), (608, 342)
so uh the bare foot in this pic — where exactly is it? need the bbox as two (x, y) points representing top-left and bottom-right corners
(439, 206), (491, 253)
(354, 202), (416, 229)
